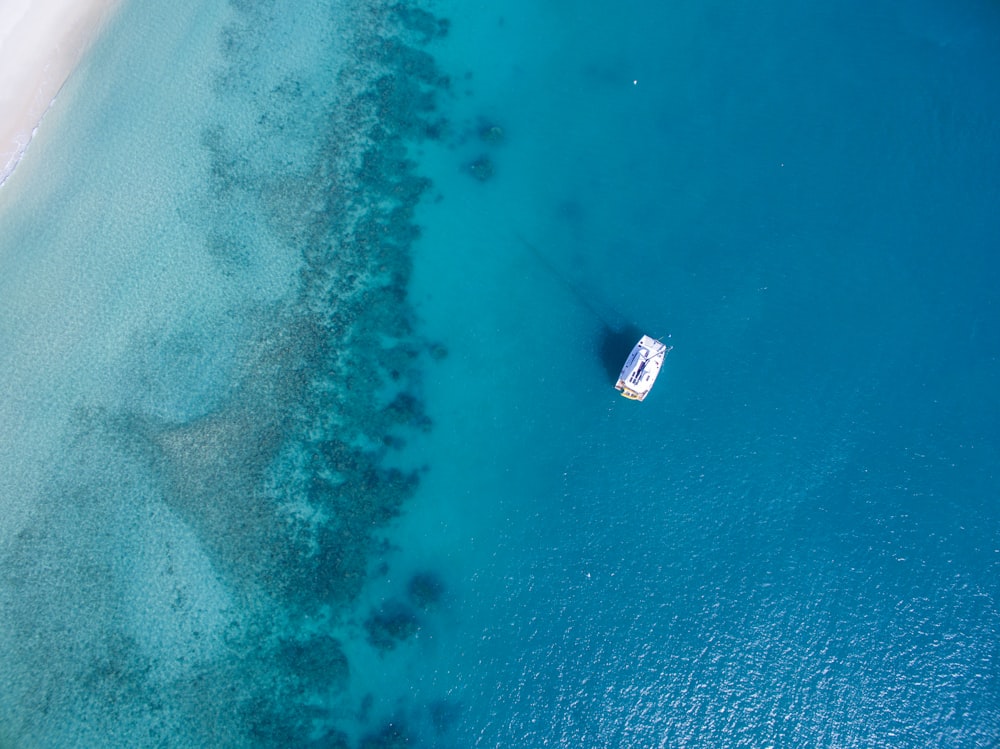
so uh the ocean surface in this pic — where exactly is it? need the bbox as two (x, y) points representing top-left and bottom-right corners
(0, 0), (998, 746)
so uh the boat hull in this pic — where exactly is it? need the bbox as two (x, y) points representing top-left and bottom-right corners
(614, 335), (670, 401)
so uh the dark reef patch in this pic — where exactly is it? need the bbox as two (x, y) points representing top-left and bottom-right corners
(277, 633), (350, 693)
(364, 601), (421, 651)
(428, 699), (462, 736)
(359, 721), (413, 749)
(390, 3), (450, 44)
(466, 155), (495, 182)
(383, 392), (433, 432)
(406, 571), (445, 610)
(478, 122), (505, 144)
(427, 341), (448, 360)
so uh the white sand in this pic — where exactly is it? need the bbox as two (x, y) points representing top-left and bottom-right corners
(0, 0), (124, 186)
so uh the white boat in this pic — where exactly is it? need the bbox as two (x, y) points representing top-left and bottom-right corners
(614, 335), (671, 401)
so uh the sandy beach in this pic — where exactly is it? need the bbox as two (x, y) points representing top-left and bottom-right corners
(0, 0), (123, 186)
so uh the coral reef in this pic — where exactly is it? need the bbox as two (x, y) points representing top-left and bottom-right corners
(478, 123), (505, 143)
(427, 341), (448, 360)
(359, 721), (413, 749)
(466, 155), (495, 182)
(0, 1), (456, 746)
(364, 601), (421, 651)
(406, 571), (445, 610)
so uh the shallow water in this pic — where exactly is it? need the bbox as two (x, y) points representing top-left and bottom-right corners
(0, 0), (998, 746)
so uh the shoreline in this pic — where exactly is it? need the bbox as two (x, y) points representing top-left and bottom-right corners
(0, 0), (125, 188)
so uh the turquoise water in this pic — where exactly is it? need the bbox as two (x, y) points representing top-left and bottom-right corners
(0, 0), (998, 746)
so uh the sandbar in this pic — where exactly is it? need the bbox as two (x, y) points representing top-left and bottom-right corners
(0, 0), (124, 186)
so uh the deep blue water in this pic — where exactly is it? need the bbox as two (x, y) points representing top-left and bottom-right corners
(0, 0), (997, 746)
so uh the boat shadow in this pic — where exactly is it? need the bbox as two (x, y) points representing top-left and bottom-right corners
(598, 322), (644, 386)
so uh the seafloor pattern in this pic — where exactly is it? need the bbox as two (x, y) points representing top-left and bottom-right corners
(0, 1), (452, 746)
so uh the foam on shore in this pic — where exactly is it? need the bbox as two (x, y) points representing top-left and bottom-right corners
(0, 0), (124, 186)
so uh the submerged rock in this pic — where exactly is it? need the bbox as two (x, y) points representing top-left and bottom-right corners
(406, 571), (444, 610)
(466, 155), (495, 182)
(427, 341), (448, 360)
(364, 602), (420, 651)
(390, 4), (450, 44)
(478, 123), (504, 143)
